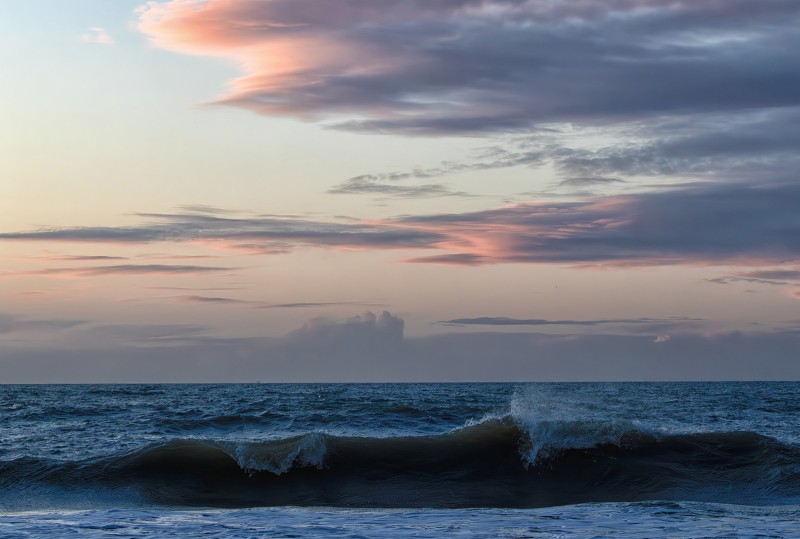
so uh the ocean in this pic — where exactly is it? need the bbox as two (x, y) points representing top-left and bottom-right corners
(1, 382), (798, 537)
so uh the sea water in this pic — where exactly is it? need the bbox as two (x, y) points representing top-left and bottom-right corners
(0, 383), (798, 537)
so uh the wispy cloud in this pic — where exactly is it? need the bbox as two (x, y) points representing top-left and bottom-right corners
(169, 297), (380, 308)
(0, 313), (88, 335)
(0, 211), (442, 252)
(338, 107), (800, 198)
(555, 110), (800, 180)
(557, 177), (626, 189)
(326, 151), (548, 198)
(3, 179), (800, 268)
(708, 268), (800, 286)
(439, 316), (702, 327)
(737, 269), (800, 281)
(328, 176), (469, 198)
(169, 295), (247, 304)
(261, 301), (380, 309)
(26, 254), (128, 262)
(14, 264), (236, 278)
(144, 286), (245, 291)
(80, 27), (114, 45)
(177, 204), (242, 215)
(83, 323), (218, 347)
(138, 254), (221, 260)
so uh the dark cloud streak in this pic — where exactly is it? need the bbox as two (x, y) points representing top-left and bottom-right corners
(17, 264), (236, 277)
(0, 212), (444, 251)
(328, 176), (469, 198)
(262, 301), (381, 309)
(440, 316), (703, 326)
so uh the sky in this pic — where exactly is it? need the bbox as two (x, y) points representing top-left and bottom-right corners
(2, 0), (800, 382)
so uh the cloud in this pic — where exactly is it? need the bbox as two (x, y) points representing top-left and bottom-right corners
(84, 323), (213, 346)
(3, 180), (800, 268)
(737, 269), (800, 281)
(171, 295), (248, 304)
(0, 313), (88, 336)
(15, 264), (236, 278)
(339, 107), (800, 193)
(177, 204), (242, 215)
(288, 311), (404, 344)
(555, 109), (800, 180)
(708, 276), (790, 286)
(328, 149), (546, 197)
(262, 301), (380, 309)
(139, 253), (221, 260)
(440, 316), (701, 327)
(80, 27), (114, 45)
(557, 177), (626, 188)
(26, 254), (129, 262)
(3, 311), (800, 382)
(0, 315), (240, 350)
(399, 180), (800, 266)
(136, 0), (800, 134)
(328, 175), (469, 198)
(0, 210), (442, 252)
(709, 268), (800, 286)
(145, 286), (245, 291)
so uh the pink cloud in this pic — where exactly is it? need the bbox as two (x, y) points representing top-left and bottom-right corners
(134, 0), (800, 134)
(2, 180), (800, 268)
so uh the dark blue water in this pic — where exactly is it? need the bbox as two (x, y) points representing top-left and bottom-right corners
(1, 383), (799, 537)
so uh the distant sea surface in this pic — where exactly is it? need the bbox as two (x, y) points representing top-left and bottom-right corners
(1, 382), (799, 537)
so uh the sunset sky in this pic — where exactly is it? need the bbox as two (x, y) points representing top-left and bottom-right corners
(2, 0), (800, 381)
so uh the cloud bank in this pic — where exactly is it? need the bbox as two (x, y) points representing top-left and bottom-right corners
(3, 311), (799, 382)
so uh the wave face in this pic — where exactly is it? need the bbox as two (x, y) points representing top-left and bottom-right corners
(3, 418), (800, 509)
(3, 382), (800, 510)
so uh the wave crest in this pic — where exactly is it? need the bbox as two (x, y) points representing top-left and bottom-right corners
(2, 419), (799, 509)
(224, 433), (328, 475)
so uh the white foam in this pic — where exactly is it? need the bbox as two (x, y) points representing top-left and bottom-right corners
(4, 504), (800, 539)
(226, 433), (328, 475)
(507, 387), (649, 464)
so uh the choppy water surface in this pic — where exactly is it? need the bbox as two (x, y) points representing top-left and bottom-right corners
(1, 382), (799, 537)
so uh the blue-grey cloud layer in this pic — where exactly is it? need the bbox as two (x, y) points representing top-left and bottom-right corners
(139, 0), (800, 134)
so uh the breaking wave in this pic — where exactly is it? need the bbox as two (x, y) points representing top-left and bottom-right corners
(2, 416), (799, 509)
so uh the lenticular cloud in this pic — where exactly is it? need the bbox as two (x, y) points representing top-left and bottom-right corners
(137, 0), (800, 134)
